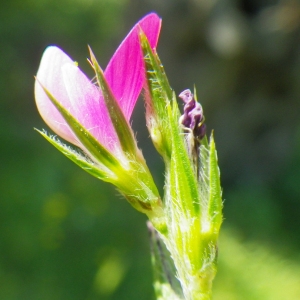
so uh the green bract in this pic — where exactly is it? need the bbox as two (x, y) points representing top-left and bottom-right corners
(140, 31), (173, 159)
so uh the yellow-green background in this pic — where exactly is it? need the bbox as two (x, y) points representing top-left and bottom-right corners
(1, 0), (300, 299)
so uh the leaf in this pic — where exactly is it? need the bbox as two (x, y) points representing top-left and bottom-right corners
(36, 129), (116, 182)
(207, 133), (223, 233)
(168, 94), (200, 217)
(140, 31), (173, 159)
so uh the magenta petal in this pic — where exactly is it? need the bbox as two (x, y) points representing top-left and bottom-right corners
(105, 13), (161, 120)
(35, 46), (80, 146)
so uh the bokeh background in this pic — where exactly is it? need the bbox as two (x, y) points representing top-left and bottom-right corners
(1, 0), (300, 299)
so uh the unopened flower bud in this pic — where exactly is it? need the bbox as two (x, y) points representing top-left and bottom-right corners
(179, 89), (206, 140)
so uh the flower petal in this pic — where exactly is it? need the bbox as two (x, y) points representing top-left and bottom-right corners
(35, 46), (80, 145)
(105, 13), (161, 120)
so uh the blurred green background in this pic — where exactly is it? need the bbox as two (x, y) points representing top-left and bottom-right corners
(1, 0), (300, 299)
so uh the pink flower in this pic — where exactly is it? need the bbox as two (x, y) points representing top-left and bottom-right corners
(34, 13), (163, 213)
(35, 13), (161, 156)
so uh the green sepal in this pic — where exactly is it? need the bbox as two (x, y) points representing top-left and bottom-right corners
(168, 94), (200, 217)
(36, 129), (116, 182)
(114, 162), (161, 211)
(36, 81), (121, 172)
(139, 31), (172, 100)
(199, 135), (210, 189)
(207, 133), (223, 234)
(139, 31), (173, 159)
(199, 132), (222, 235)
(88, 47), (137, 155)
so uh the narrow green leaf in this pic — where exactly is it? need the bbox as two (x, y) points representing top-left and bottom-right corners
(88, 47), (137, 155)
(207, 133), (223, 231)
(199, 135), (210, 195)
(139, 31), (172, 100)
(36, 129), (116, 182)
(139, 31), (173, 159)
(36, 81), (121, 173)
(168, 94), (200, 217)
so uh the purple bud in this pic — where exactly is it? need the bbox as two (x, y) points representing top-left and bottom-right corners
(179, 89), (206, 140)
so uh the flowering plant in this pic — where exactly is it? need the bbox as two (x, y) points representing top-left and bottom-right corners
(35, 13), (222, 300)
